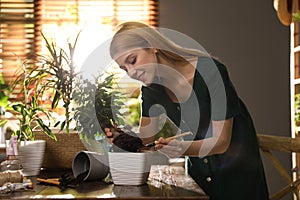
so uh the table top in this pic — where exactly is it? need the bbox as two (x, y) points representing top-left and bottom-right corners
(1, 165), (209, 200)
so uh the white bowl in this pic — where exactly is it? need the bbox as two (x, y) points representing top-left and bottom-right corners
(108, 152), (152, 185)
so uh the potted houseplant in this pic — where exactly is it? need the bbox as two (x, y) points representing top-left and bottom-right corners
(18, 32), (87, 169)
(9, 60), (57, 176)
(7, 31), (85, 170)
(73, 73), (125, 154)
(73, 73), (153, 185)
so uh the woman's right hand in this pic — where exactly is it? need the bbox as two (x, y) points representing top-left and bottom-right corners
(155, 137), (183, 158)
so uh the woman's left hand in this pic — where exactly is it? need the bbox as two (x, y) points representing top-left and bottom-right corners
(155, 137), (183, 158)
(104, 128), (114, 143)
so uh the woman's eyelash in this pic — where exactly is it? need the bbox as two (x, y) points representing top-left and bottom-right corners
(130, 57), (136, 65)
(120, 66), (127, 72)
(120, 56), (136, 71)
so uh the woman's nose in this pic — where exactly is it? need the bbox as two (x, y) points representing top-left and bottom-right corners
(125, 64), (134, 71)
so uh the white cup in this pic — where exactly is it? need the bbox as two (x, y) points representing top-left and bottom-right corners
(72, 151), (109, 181)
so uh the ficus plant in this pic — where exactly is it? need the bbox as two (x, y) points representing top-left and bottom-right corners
(73, 74), (125, 143)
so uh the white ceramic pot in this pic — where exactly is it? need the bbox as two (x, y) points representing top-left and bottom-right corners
(18, 140), (46, 176)
(108, 152), (152, 185)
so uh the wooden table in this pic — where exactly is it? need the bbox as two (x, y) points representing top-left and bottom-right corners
(1, 165), (209, 199)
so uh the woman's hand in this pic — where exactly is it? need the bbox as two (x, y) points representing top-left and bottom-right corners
(155, 137), (183, 158)
(104, 128), (114, 143)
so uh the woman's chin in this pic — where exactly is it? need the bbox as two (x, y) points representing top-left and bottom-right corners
(139, 75), (157, 86)
(142, 82), (152, 87)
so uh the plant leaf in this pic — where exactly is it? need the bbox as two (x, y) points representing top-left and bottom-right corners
(0, 119), (8, 127)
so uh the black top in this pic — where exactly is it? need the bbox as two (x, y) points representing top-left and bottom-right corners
(141, 57), (269, 200)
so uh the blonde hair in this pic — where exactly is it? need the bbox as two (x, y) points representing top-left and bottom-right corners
(110, 21), (209, 63)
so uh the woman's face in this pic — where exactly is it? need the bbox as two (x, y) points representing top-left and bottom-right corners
(115, 48), (157, 86)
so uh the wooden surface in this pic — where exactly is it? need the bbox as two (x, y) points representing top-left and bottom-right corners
(1, 165), (208, 200)
(258, 134), (300, 153)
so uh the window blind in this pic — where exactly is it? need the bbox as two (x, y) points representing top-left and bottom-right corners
(0, 0), (159, 101)
(0, 0), (41, 101)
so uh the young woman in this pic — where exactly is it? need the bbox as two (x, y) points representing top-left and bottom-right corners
(107, 21), (269, 200)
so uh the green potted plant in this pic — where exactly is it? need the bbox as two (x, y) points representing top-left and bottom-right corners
(9, 60), (57, 176)
(16, 32), (96, 169)
(73, 73), (125, 154)
(7, 32), (84, 170)
(72, 73), (155, 185)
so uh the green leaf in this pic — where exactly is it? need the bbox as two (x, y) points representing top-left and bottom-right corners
(52, 91), (60, 109)
(31, 96), (38, 108)
(0, 119), (8, 127)
(53, 121), (60, 127)
(12, 103), (23, 113)
(60, 120), (66, 131)
(36, 118), (57, 141)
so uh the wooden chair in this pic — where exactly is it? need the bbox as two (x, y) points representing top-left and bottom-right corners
(257, 134), (300, 200)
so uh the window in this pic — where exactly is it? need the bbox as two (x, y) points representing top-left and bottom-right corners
(0, 0), (158, 101)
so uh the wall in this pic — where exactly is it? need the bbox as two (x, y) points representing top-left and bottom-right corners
(159, 0), (292, 199)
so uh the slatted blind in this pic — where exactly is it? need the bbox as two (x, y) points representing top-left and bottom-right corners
(0, 0), (158, 101)
(0, 0), (41, 101)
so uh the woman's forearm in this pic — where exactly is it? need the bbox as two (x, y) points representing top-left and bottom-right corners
(181, 118), (233, 157)
(181, 136), (229, 157)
